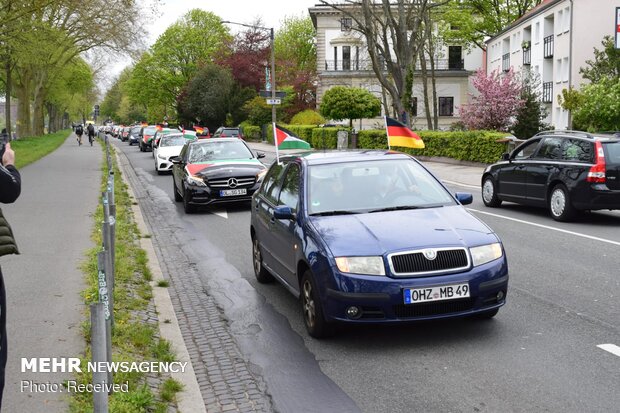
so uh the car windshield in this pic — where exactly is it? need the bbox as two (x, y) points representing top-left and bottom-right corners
(188, 140), (253, 163)
(160, 135), (186, 147)
(144, 126), (157, 135)
(308, 159), (456, 215)
(219, 128), (239, 136)
(130, 127), (141, 134)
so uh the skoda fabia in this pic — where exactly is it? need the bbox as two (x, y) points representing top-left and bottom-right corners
(250, 151), (509, 338)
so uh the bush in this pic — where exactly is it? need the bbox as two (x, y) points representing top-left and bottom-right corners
(239, 122), (262, 141)
(311, 127), (350, 149)
(290, 110), (325, 125)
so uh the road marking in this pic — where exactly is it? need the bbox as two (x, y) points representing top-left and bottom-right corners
(597, 344), (620, 357)
(211, 209), (228, 219)
(442, 179), (480, 190)
(468, 208), (620, 247)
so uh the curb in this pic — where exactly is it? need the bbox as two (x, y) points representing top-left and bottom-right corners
(114, 150), (207, 413)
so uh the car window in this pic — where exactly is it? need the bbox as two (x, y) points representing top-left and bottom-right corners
(278, 164), (300, 212)
(535, 137), (563, 160)
(261, 163), (286, 204)
(513, 139), (541, 159)
(188, 140), (253, 163)
(562, 139), (593, 162)
(160, 135), (186, 147)
(603, 142), (620, 166)
(179, 145), (189, 162)
(144, 126), (157, 135)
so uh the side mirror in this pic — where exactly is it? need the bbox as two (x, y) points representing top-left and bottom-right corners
(502, 153), (510, 161)
(455, 192), (473, 205)
(256, 152), (266, 159)
(170, 156), (182, 165)
(273, 205), (295, 220)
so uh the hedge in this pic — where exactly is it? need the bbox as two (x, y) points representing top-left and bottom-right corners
(257, 123), (508, 164)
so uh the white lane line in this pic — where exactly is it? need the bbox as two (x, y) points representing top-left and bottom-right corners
(597, 344), (620, 357)
(468, 208), (620, 247)
(211, 209), (228, 219)
(442, 179), (480, 190)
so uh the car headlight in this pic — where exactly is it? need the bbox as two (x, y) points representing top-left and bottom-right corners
(470, 243), (503, 266)
(335, 256), (385, 276)
(157, 154), (167, 159)
(256, 169), (267, 182)
(186, 175), (206, 187)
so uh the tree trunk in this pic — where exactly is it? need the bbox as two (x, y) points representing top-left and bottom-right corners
(428, 50), (438, 130)
(419, 49), (432, 130)
(5, 60), (12, 137)
(32, 83), (46, 136)
(15, 80), (32, 138)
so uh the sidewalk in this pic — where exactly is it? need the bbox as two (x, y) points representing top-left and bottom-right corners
(2, 133), (102, 411)
(246, 141), (486, 188)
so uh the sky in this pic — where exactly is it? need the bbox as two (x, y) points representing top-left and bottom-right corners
(105, 0), (320, 82)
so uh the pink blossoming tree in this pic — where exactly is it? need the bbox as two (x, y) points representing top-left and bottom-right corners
(460, 69), (525, 131)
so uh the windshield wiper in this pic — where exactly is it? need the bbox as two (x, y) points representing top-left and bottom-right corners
(368, 205), (443, 213)
(310, 210), (360, 216)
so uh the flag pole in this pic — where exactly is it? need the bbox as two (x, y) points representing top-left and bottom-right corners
(384, 116), (391, 150)
(272, 122), (280, 165)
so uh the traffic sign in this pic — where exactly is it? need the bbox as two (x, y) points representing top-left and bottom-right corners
(260, 90), (287, 98)
(266, 98), (281, 105)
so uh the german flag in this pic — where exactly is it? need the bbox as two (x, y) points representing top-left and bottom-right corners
(384, 116), (424, 149)
(194, 126), (204, 135)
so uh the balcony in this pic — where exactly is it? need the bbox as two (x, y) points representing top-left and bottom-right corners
(323, 58), (465, 72)
(542, 82), (553, 103)
(543, 35), (554, 58)
(502, 53), (510, 72)
(523, 48), (531, 65)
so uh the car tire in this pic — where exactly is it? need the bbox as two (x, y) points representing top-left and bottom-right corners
(252, 236), (274, 283)
(300, 270), (333, 339)
(173, 179), (182, 202)
(473, 308), (499, 320)
(139, 142), (145, 152)
(482, 176), (502, 207)
(183, 188), (195, 213)
(549, 184), (576, 222)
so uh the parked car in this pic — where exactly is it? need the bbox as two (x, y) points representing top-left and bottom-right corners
(212, 127), (244, 139)
(139, 125), (158, 152)
(153, 133), (196, 174)
(171, 138), (267, 213)
(250, 150), (508, 338)
(120, 126), (131, 142)
(128, 126), (142, 146)
(151, 128), (175, 158)
(482, 130), (620, 221)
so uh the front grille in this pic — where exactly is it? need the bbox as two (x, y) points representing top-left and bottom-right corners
(390, 248), (469, 276)
(393, 298), (473, 318)
(208, 176), (256, 188)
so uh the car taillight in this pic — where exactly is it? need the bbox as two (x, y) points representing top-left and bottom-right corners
(587, 141), (606, 183)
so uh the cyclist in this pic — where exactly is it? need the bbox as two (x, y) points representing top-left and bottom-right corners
(87, 123), (95, 146)
(75, 124), (84, 146)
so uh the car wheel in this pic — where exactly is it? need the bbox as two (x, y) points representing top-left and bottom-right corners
(173, 179), (182, 202)
(300, 270), (333, 339)
(549, 184), (576, 221)
(252, 236), (274, 283)
(482, 176), (502, 207)
(183, 188), (195, 213)
(139, 142), (145, 152)
(473, 308), (499, 320)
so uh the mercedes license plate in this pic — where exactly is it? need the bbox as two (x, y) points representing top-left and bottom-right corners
(220, 188), (247, 197)
(403, 283), (470, 304)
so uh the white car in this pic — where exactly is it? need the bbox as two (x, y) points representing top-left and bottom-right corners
(154, 133), (193, 174)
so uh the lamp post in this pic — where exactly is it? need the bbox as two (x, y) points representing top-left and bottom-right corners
(222, 21), (277, 137)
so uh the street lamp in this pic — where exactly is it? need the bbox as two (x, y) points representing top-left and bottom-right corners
(221, 20), (277, 137)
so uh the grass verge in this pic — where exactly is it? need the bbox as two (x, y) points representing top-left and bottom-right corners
(70, 141), (183, 412)
(10, 129), (71, 169)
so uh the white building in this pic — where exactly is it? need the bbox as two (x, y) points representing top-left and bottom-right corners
(486, 0), (619, 130)
(309, 4), (483, 130)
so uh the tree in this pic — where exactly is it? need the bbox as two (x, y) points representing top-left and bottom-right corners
(571, 78), (620, 132)
(579, 36), (620, 82)
(460, 69), (524, 131)
(319, 86), (381, 128)
(290, 110), (325, 125)
(512, 72), (548, 139)
(319, 1), (448, 125)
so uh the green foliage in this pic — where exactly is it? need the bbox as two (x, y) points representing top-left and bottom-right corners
(580, 36), (620, 82)
(11, 130), (71, 169)
(290, 110), (325, 125)
(243, 96), (273, 126)
(310, 127), (350, 149)
(512, 73), (549, 139)
(241, 124), (262, 141)
(572, 77), (620, 132)
(265, 124), (318, 144)
(319, 86), (381, 127)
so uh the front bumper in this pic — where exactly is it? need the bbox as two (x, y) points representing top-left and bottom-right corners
(184, 182), (262, 206)
(321, 258), (508, 323)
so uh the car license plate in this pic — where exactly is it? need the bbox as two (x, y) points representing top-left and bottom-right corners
(403, 283), (470, 304)
(220, 188), (247, 197)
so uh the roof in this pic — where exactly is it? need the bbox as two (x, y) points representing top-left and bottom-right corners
(486, 0), (564, 44)
(282, 149), (414, 166)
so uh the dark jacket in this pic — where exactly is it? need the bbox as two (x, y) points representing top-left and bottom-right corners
(0, 164), (21, 256)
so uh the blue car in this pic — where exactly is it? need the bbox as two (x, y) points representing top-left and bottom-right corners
(250, 151), (508, 338)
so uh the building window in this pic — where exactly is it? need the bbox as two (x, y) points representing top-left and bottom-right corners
(563, 57), (569, 82)
(542, 82), (553, 103)
(438, 97), (454, 116)
(502, 53), (510, 72)
(355, 46), (359, 70)
(340, 17), (352, 31)
(334, 47), (338, 70)
(343, 46), (351, 70)
(411, 97), (418, 117)
(543, 35), (554, 58)
(448, 46), (463, 70)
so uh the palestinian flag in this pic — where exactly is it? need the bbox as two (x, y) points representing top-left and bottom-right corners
(384, 116), (424, 149)
(156, 124), (163, 131)
(194, 126), (204, 135)
(273, 124), (311, 150)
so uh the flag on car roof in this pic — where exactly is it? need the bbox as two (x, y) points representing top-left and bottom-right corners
(194, 126), (204, 135)
(384, 116), (424, 149)
(273, 123), (311, 164)
(156, 124), (163, 131)
(141, 121), (148, 127)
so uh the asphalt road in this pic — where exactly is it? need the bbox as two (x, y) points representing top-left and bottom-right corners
(112, 136), (620, 413)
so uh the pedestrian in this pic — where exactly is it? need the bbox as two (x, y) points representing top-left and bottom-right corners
(75, 123), (84, 145)
(0, 140), (21, 409)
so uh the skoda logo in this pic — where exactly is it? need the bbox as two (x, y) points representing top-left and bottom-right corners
(423, 249), (437, 260)
(227, 178), (238, 188)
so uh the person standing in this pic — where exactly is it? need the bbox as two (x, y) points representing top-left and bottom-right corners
(0, 142), (21, 409)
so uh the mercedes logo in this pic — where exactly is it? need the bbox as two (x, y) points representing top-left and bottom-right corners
(227, 178), (238, 188)
(423, 249), (437, 260)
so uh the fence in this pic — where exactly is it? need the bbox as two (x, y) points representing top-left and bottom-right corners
(91, 132), (116, 412)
